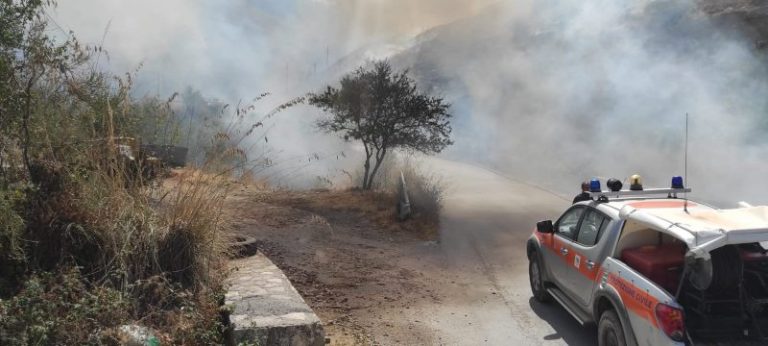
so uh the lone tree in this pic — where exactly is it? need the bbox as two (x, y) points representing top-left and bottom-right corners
(309, 61), (453, 190)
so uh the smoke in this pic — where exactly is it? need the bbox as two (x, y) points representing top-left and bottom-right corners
(49, 0), (496, 187)
(50, 0), (496, 97)
(51, 0), (768, 202)
(391, 0), (768, 206)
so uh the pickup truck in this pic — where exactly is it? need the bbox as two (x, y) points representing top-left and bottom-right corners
(527, 185), (768, 346)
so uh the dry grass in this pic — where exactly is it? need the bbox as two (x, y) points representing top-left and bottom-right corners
(306, 154), (445, 239)
(0, 131), (235, 343)
(237, 168), (270, 189)
(397, 157), (445, 224)
(154, 167), (231, 289)
(343, 154), (445, 217)
(0, 7), (274, 341)
(259, 188), (439, 239)
(12, 149), (232, 292)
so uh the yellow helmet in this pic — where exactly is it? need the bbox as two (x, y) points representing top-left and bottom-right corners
(629, 174), (643, 191)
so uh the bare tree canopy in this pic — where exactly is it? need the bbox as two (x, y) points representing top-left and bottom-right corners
(309, 60), (453, 190)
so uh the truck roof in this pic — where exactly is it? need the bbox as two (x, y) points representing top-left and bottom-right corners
(593, 198), (768, 258)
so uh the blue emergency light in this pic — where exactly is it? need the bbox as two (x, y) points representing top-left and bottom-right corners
(590, 178), (601, 192)
(671, 176), (684, 189)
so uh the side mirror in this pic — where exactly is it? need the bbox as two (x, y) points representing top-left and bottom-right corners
(537, 220), (554, 233)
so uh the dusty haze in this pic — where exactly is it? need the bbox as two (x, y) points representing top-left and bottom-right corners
(394, 0), (768, 206)
(52, 0), (768, 204)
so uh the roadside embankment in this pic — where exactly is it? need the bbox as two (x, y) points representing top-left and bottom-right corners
(225, 252), (325, 346)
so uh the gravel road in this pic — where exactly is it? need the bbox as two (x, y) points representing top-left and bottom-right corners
(230, 158), (600, 345)
(402, 158), (598, 345)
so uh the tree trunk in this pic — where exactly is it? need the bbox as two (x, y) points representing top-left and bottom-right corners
(362, 155), (372, 189)
(362, 141), (372, 190)
(366, 147), (387, 190)
(22, 73), (36, 176)
(0, 143), (5, 186)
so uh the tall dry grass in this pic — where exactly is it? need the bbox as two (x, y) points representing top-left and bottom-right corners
(398, 157), (446, 221)
(0, 4), (279, 341)
(155, 168), (232, 288)
(13, 110), (232, 294)
(0, 130), (235, 342)
(343, 153), (446, 225)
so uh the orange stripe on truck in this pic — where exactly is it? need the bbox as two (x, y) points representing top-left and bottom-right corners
(607, 273), (660, 327)
(534, 230), (660, 328)
(536, 231), (601, 281)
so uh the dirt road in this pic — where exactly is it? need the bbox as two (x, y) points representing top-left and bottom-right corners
(230, 158), (598, 345)
(400, 158), (597, 345)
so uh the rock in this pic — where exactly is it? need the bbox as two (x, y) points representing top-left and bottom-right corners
(117, 325), (160, 346)
(225, 253), (325, 346)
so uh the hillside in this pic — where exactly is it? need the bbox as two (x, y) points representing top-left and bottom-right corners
(373, 0), (768, 205)
(699, 0), (768, 49)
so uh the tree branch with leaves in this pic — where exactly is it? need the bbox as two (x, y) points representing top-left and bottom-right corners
(309, 60), (453, 190)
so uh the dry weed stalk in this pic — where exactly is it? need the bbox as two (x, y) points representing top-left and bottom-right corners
(157, 166), (232, 289)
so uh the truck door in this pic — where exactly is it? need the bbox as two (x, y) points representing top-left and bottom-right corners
(545, 206), (586, 295)
(561, 209), (611, 308)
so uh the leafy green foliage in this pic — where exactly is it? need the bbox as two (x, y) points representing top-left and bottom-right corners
(0, 185), (26, 261)
(309, 60), (453, 189)
(0, 268), (131, 345)
(0, 269), (226, 345)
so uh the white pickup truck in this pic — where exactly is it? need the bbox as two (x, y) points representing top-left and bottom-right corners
(527, 182), (768, 346)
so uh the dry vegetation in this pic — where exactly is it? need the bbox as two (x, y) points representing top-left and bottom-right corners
(257, 188), (438, 239)
(0, 2), (285, 343)
(260, 153), (448, 240)
(0, 143), (233, 344)
(0, 2), (447, 344)
(225, 166), (449, 345)
(357, 154), (446, 236)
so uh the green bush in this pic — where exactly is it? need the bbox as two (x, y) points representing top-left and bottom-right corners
(0, 186), (26, 262)
(0, 268), (131, 345)
(0, 185), (29, 295)
(0, 269), (226, 345)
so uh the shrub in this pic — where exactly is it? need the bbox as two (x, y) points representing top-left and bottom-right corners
(0, 2), (288, 343)
(0, 186), (26, 263)
(0, 186), (28, 294)
(399, 158), (445, 222)
(0, 268), (131, 345)
(157, 169), (230, 290)
(344, 153), (446, 227)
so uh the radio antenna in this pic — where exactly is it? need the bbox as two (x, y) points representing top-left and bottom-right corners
(684, 113), (689, 213)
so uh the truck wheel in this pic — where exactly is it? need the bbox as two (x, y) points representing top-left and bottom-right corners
(529, 254), (551, 302)
(598, 309), (626, 346)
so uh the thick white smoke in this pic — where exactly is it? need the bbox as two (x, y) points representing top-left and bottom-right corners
(393, 0), (768, 206)
(50, 0), (496, 98)
(50, 0), (496, 187)
(52, 0), (768, 202)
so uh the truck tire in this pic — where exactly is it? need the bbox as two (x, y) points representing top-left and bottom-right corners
(598, 309), (626, 346)
(529, 254), (551, 303)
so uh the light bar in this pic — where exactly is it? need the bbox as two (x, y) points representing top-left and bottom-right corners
(589, 178), (601, 192)
(589, 187), (691, 199)
(671, 176), (684, 189)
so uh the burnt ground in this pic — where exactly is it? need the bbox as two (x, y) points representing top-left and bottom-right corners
(224, 188), (446, 345)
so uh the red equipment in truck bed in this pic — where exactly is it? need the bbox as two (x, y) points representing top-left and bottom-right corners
(621, 243), (686, 293)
